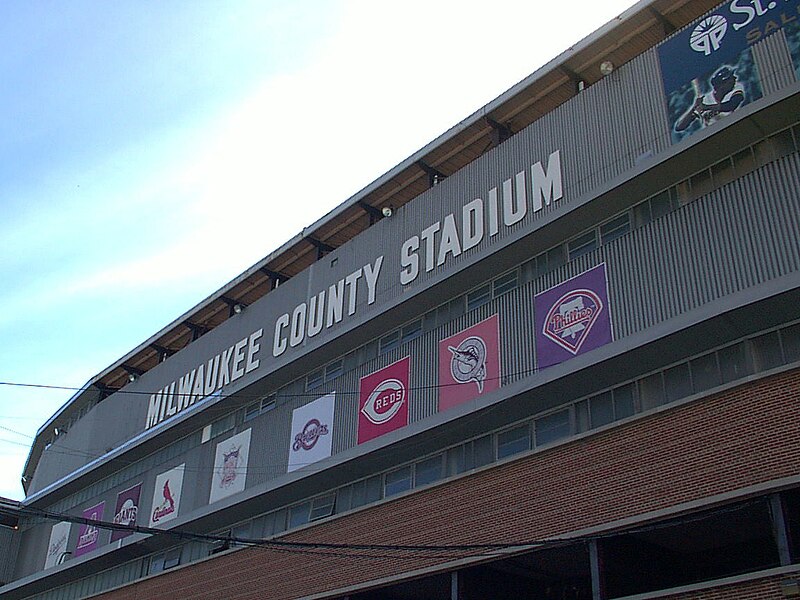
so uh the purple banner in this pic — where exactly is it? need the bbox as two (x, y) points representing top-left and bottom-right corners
(111, 483), (142, 542)
(75, 501), (105, 557)
(534, 263), (612, 369)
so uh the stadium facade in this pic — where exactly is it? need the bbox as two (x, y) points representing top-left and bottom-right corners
(3, 0), (800, 598)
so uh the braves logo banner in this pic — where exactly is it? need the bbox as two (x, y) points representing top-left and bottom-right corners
(358, 357), (410, 444)
(210, 428), (251, 503)
(288, 392), (335, 473)
(149, 464), (185, 527)
(655, 0), (800, 142)
(535, 264), (612, 369)
(438, 314), (501, 411)
(44, 521), (71, 569)
(75, 502), (105, 557)
(110, 483), (142, 542)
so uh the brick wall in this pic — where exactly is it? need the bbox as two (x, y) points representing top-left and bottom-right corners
(93, 368), (800, 600)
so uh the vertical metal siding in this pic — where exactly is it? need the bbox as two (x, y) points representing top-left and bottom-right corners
(753, 31), (797, 96)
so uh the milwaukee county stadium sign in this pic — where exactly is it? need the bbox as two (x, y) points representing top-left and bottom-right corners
(144, 149), (563, 430)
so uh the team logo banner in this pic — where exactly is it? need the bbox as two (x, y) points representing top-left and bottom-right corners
(75, 501), (105, 557)
(150, 464), (185, 527)
(655, 0), (800, 142)
(535, 263), (612, 369)
(210, 428), (251, 503)
(288, 392), (335, 473)
(110, 483), (142, 542)
(358, 357), (410, 444)
(44, 521), (71, 569)
(438, 314), (501, 411)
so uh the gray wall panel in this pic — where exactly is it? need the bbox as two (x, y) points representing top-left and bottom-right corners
(754, 31), (797, 96)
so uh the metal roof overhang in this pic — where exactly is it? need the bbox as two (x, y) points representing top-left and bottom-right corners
(21, 0), (722, 494)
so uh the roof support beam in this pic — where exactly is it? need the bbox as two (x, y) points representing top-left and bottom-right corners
(220, 296), (247, 317)
(416, 160), (446, 187)
(560, 65), (585, 93)
(357, 200), (384, 225)
(261, 268), (289, 290)
(94, 383), (120, 401)
(184, 321), (209, 342)
(648, 7), (676, 36)
(485, 116), (513, 148)
(306, 235), (336, 260)
(150, 344), (176, 362)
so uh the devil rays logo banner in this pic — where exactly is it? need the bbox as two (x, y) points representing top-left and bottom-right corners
(358, 357), (410, 444)
(150, 464), (185, 527)
(110, 482), (142, 542)
(288, 392), (335, 473)
(210, 429), (251, 504)
(438, 314), (501, 412)
(534, 263), (613, 369)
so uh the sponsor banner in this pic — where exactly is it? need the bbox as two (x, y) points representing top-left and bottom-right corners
(438, 314), (502, 412)
(288, 392), (335, 473)
(358, 357), (410, 444)
(75, 502), (105, 557)
(788, 19), (800, 78)
(534, 263), (613, 369)
(44, 521), (71, 569)
(655, 0), (800, 142)
(110, 482), (142, 542)
(210, 428), (251, 504)
(150, 464), (185, 527)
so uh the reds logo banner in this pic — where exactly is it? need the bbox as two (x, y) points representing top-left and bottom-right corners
(288, 392), (335, 473)
(150, 464), (185, 527)
(358, 357), (410, 444)
(534, 263), (613, 369)
(438, 314), (501, 411)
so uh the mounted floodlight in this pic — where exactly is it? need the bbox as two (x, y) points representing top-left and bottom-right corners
(600, 60), (615, 76)
(381, 206), (393, 218)
(233, 304), (244, 314)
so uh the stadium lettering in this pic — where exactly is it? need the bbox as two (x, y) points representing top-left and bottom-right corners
(400, 150), (562, 285)
(730, 0), (794, 31)
(272, 257), (383, 357)
(145, 329), (263, 429)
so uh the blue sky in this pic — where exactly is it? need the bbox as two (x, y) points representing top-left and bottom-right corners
(0, 0), (636, 500)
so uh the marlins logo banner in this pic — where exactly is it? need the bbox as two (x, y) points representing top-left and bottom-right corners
(75, 502), (105, 557)
(44, 521), (71, 569)
(110, 482), (142, 542)
(535, 263), (613, 369)
(150, 464), (185, 527)
(438, 314), (501, 411)
(288, 392), (335, 473)
(210, 428), (251, 504)
(358, 357), (410, 444)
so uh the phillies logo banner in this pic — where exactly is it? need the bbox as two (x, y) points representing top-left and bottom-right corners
(210, 428), (251, 504)
(150, 464), (185, 527)
(75, 502), (105, 557)
(288, 392), (335, 473)
(44, 521), (71, 569)
(110, 483), (142, 542)
(535, 263), (612, 369)
(358, 357), (410, 444)
(438, 314), (501, 412)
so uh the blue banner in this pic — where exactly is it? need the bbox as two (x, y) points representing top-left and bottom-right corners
(788, 19), (800, 78)
(658, 0), (800, 143)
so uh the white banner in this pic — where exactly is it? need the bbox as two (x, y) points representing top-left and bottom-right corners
(210, 429), (251, 503)
(288, 392), (335, 473)
(44, 521), (71, 569)
(150, 464), (185, 527)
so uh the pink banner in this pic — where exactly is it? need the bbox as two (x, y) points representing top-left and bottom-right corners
(438, 314), (501, 411)
(358, 357), (410, 444)
(75, 501), (105, 557)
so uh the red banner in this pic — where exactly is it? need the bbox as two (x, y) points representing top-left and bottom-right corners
(358, 357), (410, 444)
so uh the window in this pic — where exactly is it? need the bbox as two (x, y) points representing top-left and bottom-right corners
(466, 284), (492, 311)
(749, 332), (783, 372)
(639, 373), (665, 410)
(690, 353), (721, 392)
(612, 384), (636, 419)
(663, 363), (692, 402)
(493, 270), (519, 297)
(589, 392), (614, 428)
(325, 359), (344, 381)
(600, 214), (630, 244)
(401, 319), (423, 343)
(306, 368), (324, 390)
(567, 231), (597, 261)
(385, 466), (413, 497)
(289, 502), (310, 529)
(718, 342), (752, 383)
(309, 494), (336, 521)
(210, 413), (235, 438)
(470, 435), (495, 469)
(415, 455), (444, 487)
(783, 323), (800, 364)
(497, 425), (531, 458)
(534, 410), (571, 446)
